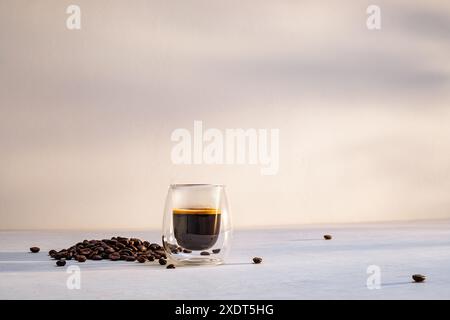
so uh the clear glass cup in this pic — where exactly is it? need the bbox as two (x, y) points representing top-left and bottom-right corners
(162, 184), (232, 265)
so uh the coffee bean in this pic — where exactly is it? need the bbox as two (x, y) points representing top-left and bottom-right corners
(166, 264), (176, 269)
(105, 247), (115, 254)
(149, 243), (160, 250)
(54, 253), (67, 260)
(147, 256), (155, 262)
(109, 254), (120, 261)
(30, 247), (40, 253)
(116, 243), (126, 249)
(119, 249), (133, 256)
(56, 260), (66, 267)
(79, 248), (92, 256)
(159, 258), (167, 265)
(126, 256), (136, 262)
(412, 274), (426, 283)
(200, 251), (210, 256)
(182, 249), (192, 254)
(137, 256), (146, 263)
(324, 235), (332, 240)
(212, 249), (221, 254)
(92, 255), (102, 261)
(48, 250), (57, 256)
(77, 255), (87, 262)
(253, 257), (262, 264)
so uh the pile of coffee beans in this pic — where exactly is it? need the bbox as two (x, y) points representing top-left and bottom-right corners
(47, 236), (172, 267)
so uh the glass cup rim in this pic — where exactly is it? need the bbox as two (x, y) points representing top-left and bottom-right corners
(170, 183), (225, 188)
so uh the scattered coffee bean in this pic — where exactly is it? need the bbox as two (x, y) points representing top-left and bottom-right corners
(77, 255), (87, 263)
(412, 274), (426, 283)
(56, 260), (66, 267)
(182, 249), (192, 254)
(137, 256), (146, 263)
(166, 264), (176, 269)
(159, 258), (167, 265)
(200, 251), (210, 256)
(212, 249), (221, 254)
(48, 250), (57, 257)
(30, 247), (40, 253)
(253, 257), (262, 264)
(323, 235), (332, 240)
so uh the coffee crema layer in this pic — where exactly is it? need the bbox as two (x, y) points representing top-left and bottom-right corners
(173, 208), (221, 215)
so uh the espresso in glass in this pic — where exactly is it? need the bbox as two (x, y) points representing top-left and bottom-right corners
(173, 208), (221, 250)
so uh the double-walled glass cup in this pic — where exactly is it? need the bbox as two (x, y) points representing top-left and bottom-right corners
(162, 184), (232, 265)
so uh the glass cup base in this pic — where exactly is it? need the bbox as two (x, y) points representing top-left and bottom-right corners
(170, 256), (224, 266)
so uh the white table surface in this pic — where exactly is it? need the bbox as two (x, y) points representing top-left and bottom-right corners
(1, 220), (449, 300)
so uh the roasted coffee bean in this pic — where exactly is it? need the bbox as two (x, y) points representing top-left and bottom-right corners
(166, 264), (176, 269)
(92, 255), (102, 261)
(105, 247), (115, 254)
(54, 253), (67, 260)
(137, 245), (146, 252)
(253, 257), (262, 264)
(412, 274), (426, 283)
(30, 247), (40, 253)
(143, 241), (150, 247)
(116, 243), (126, 249)
(149, 243), (160, 250)
(49, 249), (57, 256)
(147, 256), (155, 262)
(56, 260), (66, 267)
(182, 249), (192, 254)
(200, 251), (210, 256)
(109, 254), (120, 261)
(125, 256), (136, 262)
(324, 235), (332, 240)
(79, 248), (92, 256)
(212, 249), (221, 254)
(77, 255), (87, 262)
(159, 258), (167, 265)
(119, 249), (133, 256)
(137, 256), (146, 263)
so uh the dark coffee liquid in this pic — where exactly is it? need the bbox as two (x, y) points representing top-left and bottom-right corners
(173, 208), (221, 250)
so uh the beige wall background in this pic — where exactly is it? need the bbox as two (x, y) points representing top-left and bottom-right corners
(1, 0), (450, 230)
